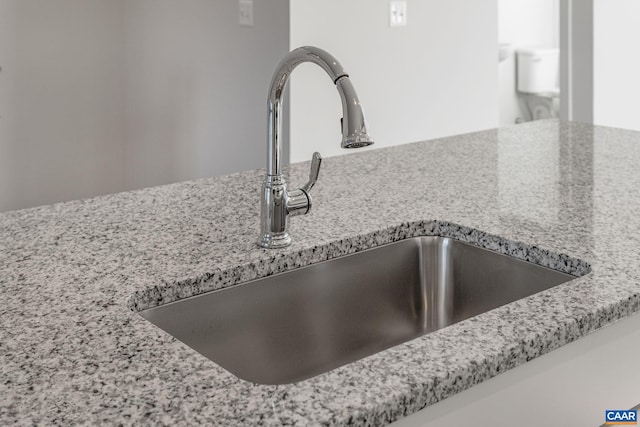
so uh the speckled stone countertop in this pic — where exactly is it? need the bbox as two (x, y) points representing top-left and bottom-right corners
(2, 120), (640, 425)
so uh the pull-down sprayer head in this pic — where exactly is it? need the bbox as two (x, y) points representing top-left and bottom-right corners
(335, 75), (374, 149)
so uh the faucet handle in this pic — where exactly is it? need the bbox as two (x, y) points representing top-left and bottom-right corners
(287, 152), (321, 218)
(301, 152), (322, 193)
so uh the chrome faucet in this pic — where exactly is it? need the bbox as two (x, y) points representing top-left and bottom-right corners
(257, 46), (374, 249)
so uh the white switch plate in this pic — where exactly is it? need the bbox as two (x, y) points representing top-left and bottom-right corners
(239, 0), (254, 27)
(389, 1), (407, 27)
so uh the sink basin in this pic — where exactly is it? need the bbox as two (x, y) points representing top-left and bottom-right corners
(139, 236), (577, 385)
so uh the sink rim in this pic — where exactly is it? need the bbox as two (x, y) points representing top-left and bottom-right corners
(138, 234), (588, 384)
(127, 220), (592, 313)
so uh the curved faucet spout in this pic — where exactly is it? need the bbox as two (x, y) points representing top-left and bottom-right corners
(259, 46), (373, 249)
(266, 46), (373, 176)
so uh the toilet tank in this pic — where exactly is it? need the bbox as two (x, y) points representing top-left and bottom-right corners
(517, 48), (559, 95)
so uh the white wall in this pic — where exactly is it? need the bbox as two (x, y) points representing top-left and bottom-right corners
(289, 0), (499, 162)
(593, 0), (640, 131)
(498, 55), (521, 126)
(122, 0), (289, 189)
(498, 0), (559, 48)
(0, 0), (126, 212)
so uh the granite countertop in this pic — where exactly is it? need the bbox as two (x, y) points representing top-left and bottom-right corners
(2, 120), (640, 425)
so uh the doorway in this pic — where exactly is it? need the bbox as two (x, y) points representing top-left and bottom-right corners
(498, 0), (561, 126)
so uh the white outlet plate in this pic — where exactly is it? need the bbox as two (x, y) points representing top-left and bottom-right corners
(239, 0), (254, 27)
(389, 1), (407, 27)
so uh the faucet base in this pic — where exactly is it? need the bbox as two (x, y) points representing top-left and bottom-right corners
(257, 232), (291, 249)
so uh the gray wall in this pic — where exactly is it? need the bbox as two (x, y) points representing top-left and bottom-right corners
(122, 0), (289, 190)
(0, 0), (16, 208)
(0, 0), (126, 212)
(0, 0), (289, 212)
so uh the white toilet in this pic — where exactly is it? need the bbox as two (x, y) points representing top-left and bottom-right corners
(516, 48), (560, 121)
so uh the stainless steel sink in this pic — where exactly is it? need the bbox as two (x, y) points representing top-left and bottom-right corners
(139, 236), (577, 385)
